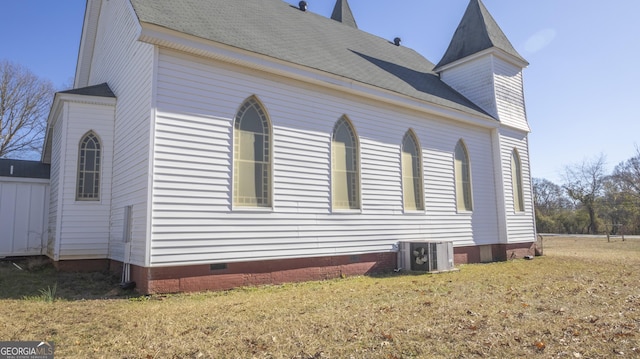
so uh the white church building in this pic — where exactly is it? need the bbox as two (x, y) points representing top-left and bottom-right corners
(39, 0), (535, 293)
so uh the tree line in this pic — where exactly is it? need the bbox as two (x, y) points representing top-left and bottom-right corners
(534, 152), (640, 235)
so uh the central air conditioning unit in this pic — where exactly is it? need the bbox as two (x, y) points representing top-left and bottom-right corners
(397, 240), (455, 273)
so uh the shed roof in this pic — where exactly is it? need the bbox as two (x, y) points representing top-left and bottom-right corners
(59, 83), (115, 98)
(435, 0), (528, 70)
(129, 0), (491, 119)
(0, 159), (50, 179)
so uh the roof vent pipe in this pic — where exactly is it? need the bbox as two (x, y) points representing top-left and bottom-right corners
(299, 1), (308, 11)
(394, 37), (401, 46)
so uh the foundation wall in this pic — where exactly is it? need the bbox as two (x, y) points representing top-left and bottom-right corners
(52, 242), (535, 294)
(131, 253), (396, 294)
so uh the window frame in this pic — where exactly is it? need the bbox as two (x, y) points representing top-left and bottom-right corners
(331, 116), (361, 211)
(232, 96), (273, 209)
(454, 139), (473, 212)
(76, 131), (102, 201)
(511, 148), (525, 212)
(401, 130), (425, 212)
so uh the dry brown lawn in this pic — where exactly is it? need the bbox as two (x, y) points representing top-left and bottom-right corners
(1, 236), (639, 358)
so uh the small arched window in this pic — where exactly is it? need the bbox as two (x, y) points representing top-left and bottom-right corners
(454, 140), (472, 211)
(233, 96), (272, 208)
(402, 130), (424, 211)
(511, 149), (525, 212)
(77, 131), (102, 201)
(332, 116), (360, 210)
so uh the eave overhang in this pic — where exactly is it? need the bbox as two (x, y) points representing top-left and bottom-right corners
(138, 23), (500, 130)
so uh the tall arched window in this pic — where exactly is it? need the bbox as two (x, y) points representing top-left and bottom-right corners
(454, 140), (472, 211)
(77, 131), (101, 201)
(511, 149), (525, 212)
(233, 96), (272, 208)
(332, 116), (360, 210)
(402, 130), (424, 211)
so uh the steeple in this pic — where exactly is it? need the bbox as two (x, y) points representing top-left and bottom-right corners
(435, 0), (527, 70)
(331, 0), (357, 29)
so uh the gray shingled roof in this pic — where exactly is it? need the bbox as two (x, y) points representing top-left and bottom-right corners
(129, 0), (492, 119)
(435, 0), (527, 70)
(331, 0), (358, 29)
(0, 159), (50, 179)
(59, 83), (115, 98)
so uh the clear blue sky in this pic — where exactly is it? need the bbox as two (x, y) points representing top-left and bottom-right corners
(1, 0), (639, 184)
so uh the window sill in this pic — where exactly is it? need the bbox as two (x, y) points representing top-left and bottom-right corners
(75, 199), (102, 203)
(331, 209), (362, 214)
(232, 206), (274, 213)
(403, 210), (426, 215)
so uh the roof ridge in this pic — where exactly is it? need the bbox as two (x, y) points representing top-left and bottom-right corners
(331, 0), (358, 29)
(435, 0), (527, 69)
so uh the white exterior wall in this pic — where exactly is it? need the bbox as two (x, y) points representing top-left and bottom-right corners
(54, 102), (114, 260)
(0, 178), (49, 257)
(439, 55), (529, 132)
(499, 128), (535, 242)
(149, 50), (502, 266)
(88, 0), (154, 266)
(493, 58), (529, 132)
(47, 116), (63, 258)
(439, 56), (498, 119)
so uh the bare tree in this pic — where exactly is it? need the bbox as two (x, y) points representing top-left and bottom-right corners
(533, 177), (572, 214)
(562, 154), (607, 234)
(0, 59), (55, 159)
(612, 147), (640, 198)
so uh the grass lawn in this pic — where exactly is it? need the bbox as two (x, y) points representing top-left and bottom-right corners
(1, 236), (639, 358)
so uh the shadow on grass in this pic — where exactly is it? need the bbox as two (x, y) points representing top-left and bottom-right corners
(0, 257), (141, 301)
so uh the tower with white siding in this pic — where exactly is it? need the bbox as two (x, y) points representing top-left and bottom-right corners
(434, 0), (536, 246)
(434, 0), (529, 132)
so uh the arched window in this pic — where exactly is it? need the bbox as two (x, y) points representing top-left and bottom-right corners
(332, 116), (360, 210)
(402, 130), (424, 211)
(511, 149), (525, 212)
(77, 131), (101, 201)
(233, 96), (272, 208)
(454, 140), (472, 211)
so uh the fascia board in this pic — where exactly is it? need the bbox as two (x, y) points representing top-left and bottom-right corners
(435, 47), (529, 73)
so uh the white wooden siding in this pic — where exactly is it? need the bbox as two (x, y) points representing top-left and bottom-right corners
(440, 56), (498, 118)
(149, 50), (503, 266)
(88, 0), (154, 265)
(493, 58), (529, 132)
(55, 102), (115, 260)
(0, 178), (49, 257)
(440, 55), (530, 133)
(47, 116), (63, 258)
(500, 128), (535, 242)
